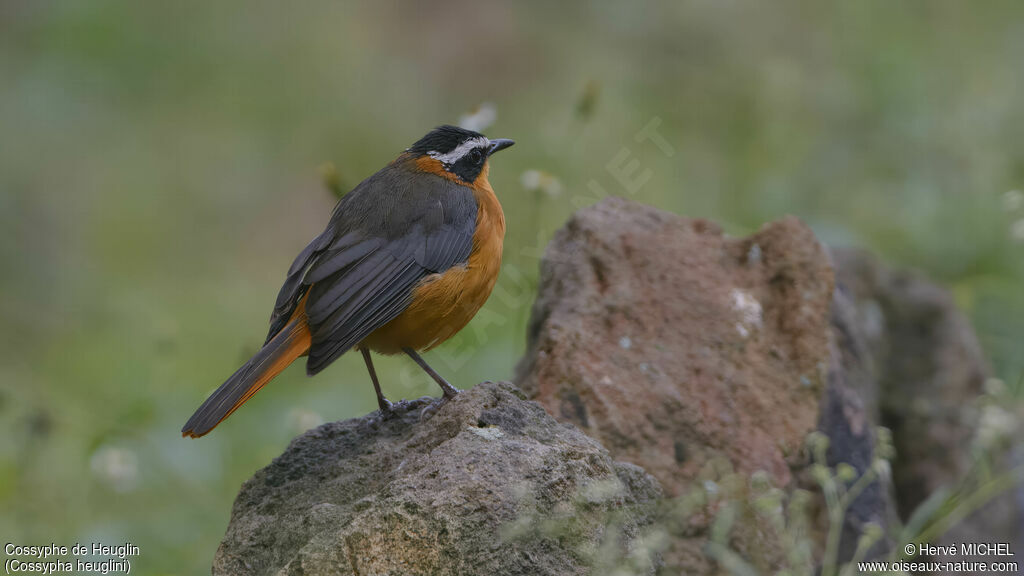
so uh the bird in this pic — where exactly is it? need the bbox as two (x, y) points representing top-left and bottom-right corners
(182, 125), (514, 438)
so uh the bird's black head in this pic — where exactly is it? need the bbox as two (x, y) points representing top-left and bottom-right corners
(407, 125), (514, 184)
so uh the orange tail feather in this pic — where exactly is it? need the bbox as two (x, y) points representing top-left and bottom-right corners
(182, 317), (310, 438)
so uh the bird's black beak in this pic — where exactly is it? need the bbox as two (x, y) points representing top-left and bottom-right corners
(487, 138), (515, 157)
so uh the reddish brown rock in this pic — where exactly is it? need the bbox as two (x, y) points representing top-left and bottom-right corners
(515, 197), (1017, 572)
(515, 197), (833, 494)
(515, 198), (895, 571)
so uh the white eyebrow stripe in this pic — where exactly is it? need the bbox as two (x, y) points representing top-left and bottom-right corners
(427, 137), (490, 164)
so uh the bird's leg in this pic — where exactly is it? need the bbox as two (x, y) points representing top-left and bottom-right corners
(360, 347), (394, 413)
(403, 348), (459, 400)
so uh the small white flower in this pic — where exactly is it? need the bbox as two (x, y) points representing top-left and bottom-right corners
(1003, 190), (1023, 212)
(1010, 218), (1024, 243)
(619, 336), (632, 350)
(975, 404), (1017, 450)
(871, 459), (891, 481)
(288, 408), (324, 434)
(458, 102), (497, 132)
(520, 169), (563, 197)
(90, 445), (139, 493)
(521, 169), (541, 190)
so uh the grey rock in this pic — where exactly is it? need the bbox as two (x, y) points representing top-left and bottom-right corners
(213, 381), (662, 576)
(821, 288), (894, 561)
(832, 247), (987, 512)
(832, 247), (1022, 565)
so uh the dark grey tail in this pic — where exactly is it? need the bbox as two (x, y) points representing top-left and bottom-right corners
(181, 319), (310, 438)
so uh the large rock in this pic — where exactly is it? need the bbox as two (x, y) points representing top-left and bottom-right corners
(832, 248), (1022, 563)
(832, 248), (987, 512)
(515, 197), (836, 492)
(515, 198), (892, 570)
(214, 381), (662, 576)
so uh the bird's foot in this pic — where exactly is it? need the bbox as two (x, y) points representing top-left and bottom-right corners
(377, 397), (415, 420)
(418, 392), (459, 421)
(378, 396), (439, 420)
(377, 396), (397, 414)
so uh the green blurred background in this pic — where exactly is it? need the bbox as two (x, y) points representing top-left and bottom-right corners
(2, 1), (1023, 572)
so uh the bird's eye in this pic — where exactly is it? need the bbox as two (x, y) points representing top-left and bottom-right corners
(470, 149), (483, 163)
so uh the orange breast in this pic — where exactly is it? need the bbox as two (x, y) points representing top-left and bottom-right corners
(360, 164), (505, 355)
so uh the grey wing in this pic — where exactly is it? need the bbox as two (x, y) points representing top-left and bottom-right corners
(265, 168), (477, 375)
(265, 225), (335, 344)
